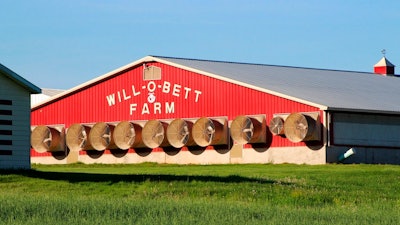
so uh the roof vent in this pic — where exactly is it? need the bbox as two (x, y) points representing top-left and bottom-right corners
(374, 50), (395, 76)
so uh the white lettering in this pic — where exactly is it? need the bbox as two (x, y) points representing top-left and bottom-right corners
(117, 91), (122, 102)
(122, 89), (131, 100)
(130, 103), (137, 115)
(165, 102), (174, 114)
(194, 90), (202, 102)
(184, 87), (191, 99)
(105, 80), (202, 114)
(154, 102), (161, 114)
(129, 102), (175, 115)
(172, 84), (181, 97)
(147, 81), (156, 92)
(106, 94), (116, 106)
(162, 81), (170, 94)
(131, 85), (141, 96)
(141, 103), (150, 115)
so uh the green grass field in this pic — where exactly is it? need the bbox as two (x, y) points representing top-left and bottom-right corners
(0, 163), (399, 224)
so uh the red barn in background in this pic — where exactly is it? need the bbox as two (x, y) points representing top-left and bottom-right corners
(30, 56), (400, 165)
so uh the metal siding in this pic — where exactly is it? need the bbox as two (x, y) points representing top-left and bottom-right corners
(31, 62), (321, 156)
(332, 112), (400, 147)
(0, 75), (32, 168)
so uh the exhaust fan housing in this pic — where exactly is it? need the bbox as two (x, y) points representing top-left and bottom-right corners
(192, 117), (228, 147)
(66, 123), (93, 151)
(166, 118), (194, 148)
(283, 112), (320, 143)
(113, 121), (144, 150)
(269, 116), (285, 136)
(88, 122), (117, 151)
(230, 115), (266, 144)
(142, 120), (169, 148)
(31, 125), (65, 153)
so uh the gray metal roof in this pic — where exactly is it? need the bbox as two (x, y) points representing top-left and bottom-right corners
(32, 55), (400, 114)
(0, 63), (41, 94)
(154, 56), (400, 114)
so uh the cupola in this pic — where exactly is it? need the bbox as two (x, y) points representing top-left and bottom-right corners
(374, 51), (395, 76)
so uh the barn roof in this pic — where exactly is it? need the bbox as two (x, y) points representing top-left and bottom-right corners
(0, 63), (41, 94)
(32, 55), (400, 114)
(154, 56), (400, 114)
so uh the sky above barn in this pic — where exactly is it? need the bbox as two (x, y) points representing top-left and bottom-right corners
(1, 0), (399, 89)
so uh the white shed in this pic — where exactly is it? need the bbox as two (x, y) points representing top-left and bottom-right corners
(31, 88), (64, 107)
(0, 63), (40, 169)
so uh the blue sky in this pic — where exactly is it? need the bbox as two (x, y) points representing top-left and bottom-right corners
(1, 0), (400, 89)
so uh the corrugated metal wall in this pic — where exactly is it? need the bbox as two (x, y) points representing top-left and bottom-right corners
(31, 62), (322, 157)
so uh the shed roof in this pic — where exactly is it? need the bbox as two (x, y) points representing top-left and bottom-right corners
(0, 63), (41, 94)
(31, 88), (65, 106)
(41, 88), (65, 96)
(32, 55), (400, 114)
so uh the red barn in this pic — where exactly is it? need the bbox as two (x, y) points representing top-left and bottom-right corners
(30, 56), (400, 165)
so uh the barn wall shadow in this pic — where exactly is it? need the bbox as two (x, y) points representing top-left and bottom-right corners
(0, 170), (292, 185)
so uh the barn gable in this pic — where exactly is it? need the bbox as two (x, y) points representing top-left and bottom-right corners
(31, 56), (325, 165)
(29, 56), (400, 165)
(32, 60), (320, 123)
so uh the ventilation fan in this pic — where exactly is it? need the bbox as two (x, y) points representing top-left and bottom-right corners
(31, 125), (65, 153)
(166, 118), (194, 148)
(230, 116), (254, 144)
(113, 121), (144, 149)
(142, 120), (168, 148)
(66, 123), (93, 151)
(192, 117), (228, 147)
(269, 116), (285, 136)
(230, 115), (266, 144)
(88, 122), (116, 151)
(283, 112), (320, 143)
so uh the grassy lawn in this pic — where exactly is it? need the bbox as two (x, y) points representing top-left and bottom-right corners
(0, 163), (399, 224)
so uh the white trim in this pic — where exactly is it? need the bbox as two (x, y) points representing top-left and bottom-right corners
(31, 55), (327, 110)
(31, 56), (154, 109)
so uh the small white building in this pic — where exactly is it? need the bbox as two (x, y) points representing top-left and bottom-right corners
(0, 63), (40, 169)
(31, 88), (64, 107)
